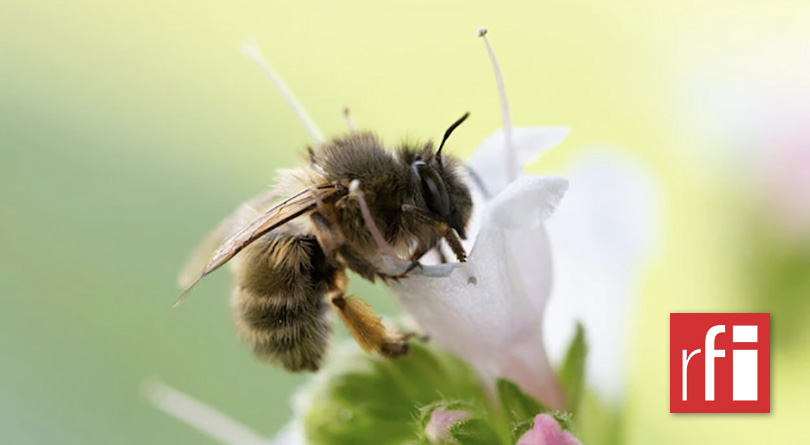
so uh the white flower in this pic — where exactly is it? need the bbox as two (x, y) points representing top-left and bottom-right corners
(389, 132), (569, 408)
(387, 29), (569, 409)
(544, 150), (660, 402)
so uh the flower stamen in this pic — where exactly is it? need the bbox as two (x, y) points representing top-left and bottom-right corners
(142, 379), (266, 445)
(241, 38), (326, 144)
(343, 106), (357, 132)
(478, 27), (516, 182)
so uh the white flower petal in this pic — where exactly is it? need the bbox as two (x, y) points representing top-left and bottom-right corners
(479, 175), (567, 312)
(485, 176), (568, 230)
(544, 150), (660, 401)
(505, 224), (554, 315)
(467, 127), (569, 196)
(390, 176), (568, 408)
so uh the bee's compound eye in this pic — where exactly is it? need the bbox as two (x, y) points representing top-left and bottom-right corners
(413, 162), (451, 218)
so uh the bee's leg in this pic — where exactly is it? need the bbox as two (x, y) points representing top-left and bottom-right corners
(309, 210), (410, 357)
(337, 246), (384, 281)
(441, 228), (467, 263)
(409, 237), (439, 263)
(312, 202), (346, 259)
(310, 207), (390, 281)
(382, 238), (438, 280)
(311, 212), (345, 259)
(328, 248), (424, 346)
(327, 269), (409, 358)
(401, 205), (467, 263)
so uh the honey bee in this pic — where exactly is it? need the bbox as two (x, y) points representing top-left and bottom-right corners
(177, 113), (473, 372)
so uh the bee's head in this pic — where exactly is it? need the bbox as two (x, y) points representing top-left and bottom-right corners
(404, 113), (473, 239)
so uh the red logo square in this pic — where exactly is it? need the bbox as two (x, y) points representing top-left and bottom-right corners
(670, 313), (770, 413)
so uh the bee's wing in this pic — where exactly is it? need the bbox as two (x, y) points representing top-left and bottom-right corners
(175, 184), (345, 306)
(177, 188), (282, 288)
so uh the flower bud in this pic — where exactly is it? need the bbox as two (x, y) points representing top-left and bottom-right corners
(425, 407), (470, 444)
(516, 414), (582, 445)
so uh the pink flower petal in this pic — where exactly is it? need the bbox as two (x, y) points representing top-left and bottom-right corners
(516, 414), (582, 445)
(425, 408), (470, 444)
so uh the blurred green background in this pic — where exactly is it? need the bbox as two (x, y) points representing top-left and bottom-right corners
(2, 1), (808, 444)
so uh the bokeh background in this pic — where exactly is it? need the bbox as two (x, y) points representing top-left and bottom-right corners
(3, 1), (808, 444)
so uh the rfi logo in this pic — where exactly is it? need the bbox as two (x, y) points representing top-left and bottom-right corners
(670, 313), (770, 413)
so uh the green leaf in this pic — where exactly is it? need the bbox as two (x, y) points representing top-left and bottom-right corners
(559, 322), (587, 414)
(572, 390), (624, 444)
(303, 341), (489, 445)
(496, 378), (547, 424)
(448, 418), (505, 445)
(549, 410), (574, 432)
(510, 418), (535, 442)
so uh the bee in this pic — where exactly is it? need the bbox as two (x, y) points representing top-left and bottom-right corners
(177, 112), (473, 372)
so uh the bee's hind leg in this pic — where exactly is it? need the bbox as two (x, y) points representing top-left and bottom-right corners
(327, 269), (410, 358)
(310, 207), (410, 358)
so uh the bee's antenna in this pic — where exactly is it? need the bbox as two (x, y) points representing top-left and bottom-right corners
(436, 112), (471, 164)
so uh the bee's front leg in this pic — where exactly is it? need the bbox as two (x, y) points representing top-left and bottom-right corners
(378, 239), (437, 281)
(401, 204), (467, 263)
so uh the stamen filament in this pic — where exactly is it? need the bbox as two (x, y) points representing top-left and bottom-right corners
(343, 106), (357, 132)
(142, 379), (266, 445)
(477, 28), (516, 182)
(241, 38), (325, 144)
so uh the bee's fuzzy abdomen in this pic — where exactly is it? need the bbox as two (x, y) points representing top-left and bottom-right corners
(231, 232), (336, 372)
